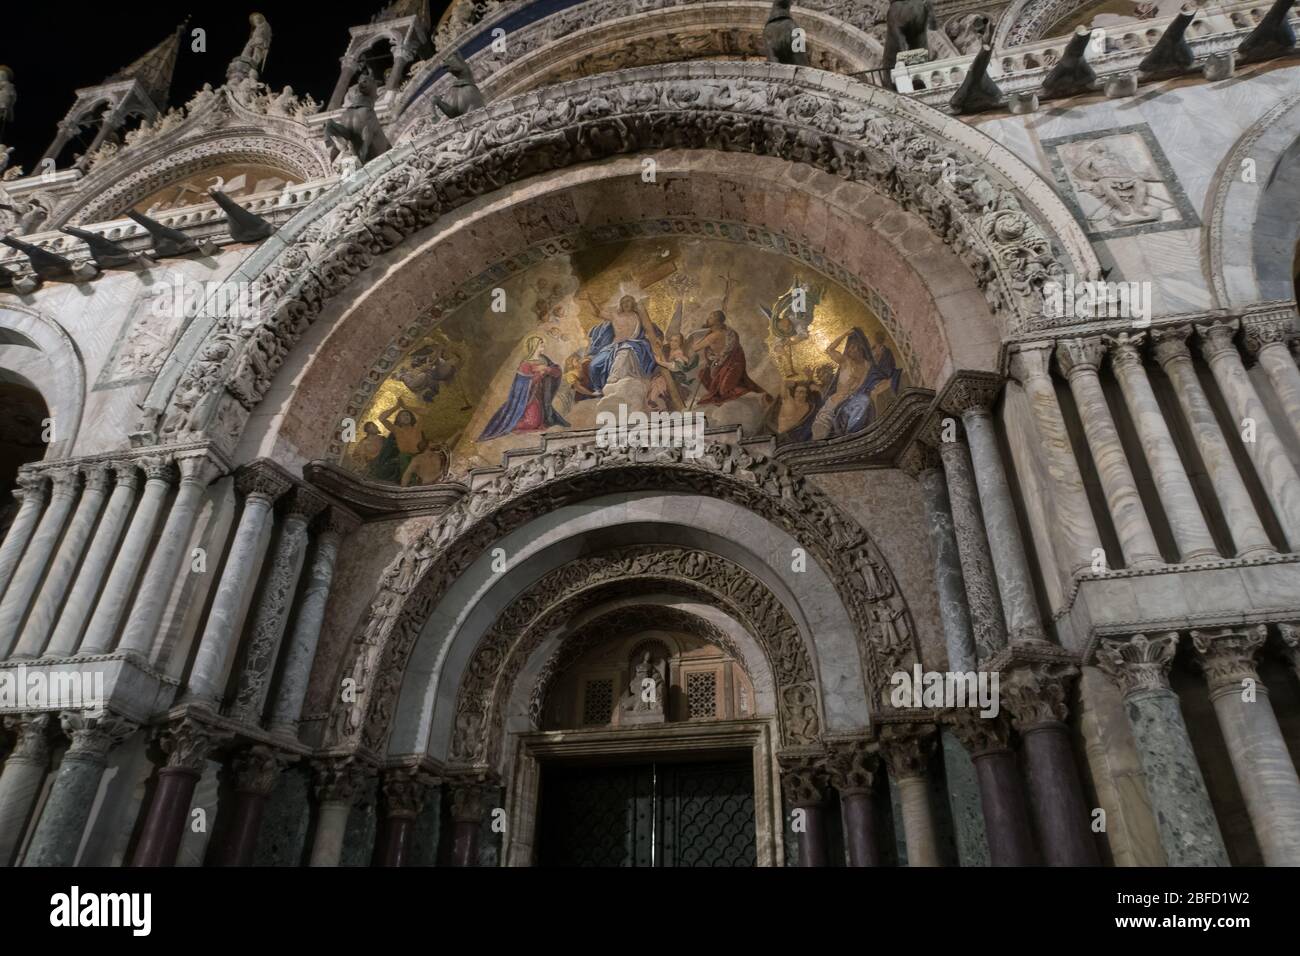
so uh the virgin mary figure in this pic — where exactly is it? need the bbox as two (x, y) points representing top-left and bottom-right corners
(479, 335), (570, 440)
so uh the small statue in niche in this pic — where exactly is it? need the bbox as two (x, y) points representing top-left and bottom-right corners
(620, 651), (667, 725)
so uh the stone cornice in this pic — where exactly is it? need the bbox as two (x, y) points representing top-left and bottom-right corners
(303, 460), (467, 519)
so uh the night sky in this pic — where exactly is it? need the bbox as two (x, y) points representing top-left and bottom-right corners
(0, 1), (455, 173)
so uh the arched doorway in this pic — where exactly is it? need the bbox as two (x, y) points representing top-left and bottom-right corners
(0, 379), (48, 538)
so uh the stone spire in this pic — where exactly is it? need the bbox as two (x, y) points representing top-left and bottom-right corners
(107, 20), (187, 110)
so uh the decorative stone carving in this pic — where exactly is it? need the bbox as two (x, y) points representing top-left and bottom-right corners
(1095, 632), (1179, 697)
(778, 751), (829, 807)
(999, 661), (1078, 732)
(158, 716), (220, 773)
(59, 712), (137, 763)
(1190, 626), (1267, 691)
(1242, 313), (1298, 356)
(323, 71), (391, 167)
(433, 53), (486, 119)
(824, 738), (877, 795)
(449, 778), (492, 825)
(151, 64), (1083, 445)
(877, 723), (937, 780)
(312, 756), (365, 804)
(619, 650), (668, 725)
(945, 707), (1013, 757)
(232, 745), (287, 795)
(1, 712), (52, 762)
(234, 461), (293, 502)
(382, 768), (432, 818)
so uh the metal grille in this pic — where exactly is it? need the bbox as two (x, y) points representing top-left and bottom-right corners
(686, 671), (717, 719)
(582, 678), (613, 725)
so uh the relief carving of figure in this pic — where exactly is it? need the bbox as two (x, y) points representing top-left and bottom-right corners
(1069, 140), (1162, 227)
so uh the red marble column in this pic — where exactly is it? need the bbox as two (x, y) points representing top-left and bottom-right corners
(449, 781), (488, 867)
(133, 718), (218, 867)
(216, 746), (283, 867)
(779, 755), (830, 867)
(949, 710), (1038, 866)
(377, 769), (429, 867)
(827, 739), (881, 866)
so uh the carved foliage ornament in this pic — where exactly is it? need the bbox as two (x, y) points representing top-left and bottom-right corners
(321, 443), (918, 758)
(152, 66), (1071, 445)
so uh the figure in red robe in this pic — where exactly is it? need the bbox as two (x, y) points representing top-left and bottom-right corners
(689, 310), (767, 406)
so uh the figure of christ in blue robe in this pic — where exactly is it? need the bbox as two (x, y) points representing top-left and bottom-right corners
(478, 356), (570, 440)
(828, 330), (903, 438)
(586, 319), (661, 393)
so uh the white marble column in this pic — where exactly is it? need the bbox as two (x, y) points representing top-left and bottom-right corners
(268, 508), (358, 737)
(1151, 326), (1275, 557)
(117, 453), (223, 660)
(183, 463), (292, 708)
(1056, 337), (1163, 568)
(944, 377), (1047, 643)
(1009, 343), (1104, 579)
(228, 487), (329, 726)
(309, 758), (360, 867)
(1197, 320), (1300, 549)
(78, 456), (176, 655)
(44, 462), (140, 658)
(0, 472), (50, 605)
(1105, 332), (1219, 562)
(0, 467), (81, 657)
(1243, 314), (1300, 450)
(879, 726), (940, 866)
(1192, 627), (1300, 866)
(12, 464), (113, 659)
(0, 713), (52, 866)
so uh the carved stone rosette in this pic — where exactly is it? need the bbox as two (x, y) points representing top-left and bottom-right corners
(1094, 632), (1179, 698)
(1190, 626), (1267, 693)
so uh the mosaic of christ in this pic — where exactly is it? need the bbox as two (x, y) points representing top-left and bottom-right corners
(344, 236), (913, 484)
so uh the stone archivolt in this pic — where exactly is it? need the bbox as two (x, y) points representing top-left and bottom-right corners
(145, 62), (1094, 450)
(322, 441), (917, 759)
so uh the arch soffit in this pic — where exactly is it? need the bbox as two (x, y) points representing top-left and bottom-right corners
(387, 502), (857, 759)
(992, 0), (1103, 49)
(243, 150), (985, 469)
(144, 61), (1097, 453)
(1205, 91), (1300, 309)
(0, 304), (85, 459)
(325, 448), (914, 762)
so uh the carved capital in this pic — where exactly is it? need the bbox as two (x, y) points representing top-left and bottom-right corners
(1241, 314), (1297, 357)
(1055, 336), (1106, 377)
(15, 470), (50, 501)
(46, 466), (84, 497)
(1150, 325), (1193, 366)
(59, 711), (137, 762)
(778, 751), (829, 808)
(945, 708), (1013, 756)
(1095, 632), (1178, 697)
(1008, 342), (1055, 385)
(137, 454), (178, 483)
(1195, 320), (1241, 363)
(999, 661), (1078, 731)
(232, 745), (287, 795)
(1191, 626), (1266, 692)
(235, 461), (292, 503)
(175, 452), (224, 486)
(109, 460), (142, 490)
(823, 739), (877, 795)
(312, 756), (364, 804)
(877, 724), (937, 781)
(382, 768), (433, 819)
(449, 779), (492, 824)
(1, 712), (53, 763)
(320, 505), (362, 538)
(939, 372), (1001, 417)
(1104, 330), (1147, 372)
(1279, 622), (1300, 670)
(897, 442), (941, 479)
(285, 485), (331, 522)
(157, 716), (219, 774)
(82, 463), (115, 493)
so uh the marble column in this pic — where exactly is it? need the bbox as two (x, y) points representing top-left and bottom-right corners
(23, 712), (137, 867)
(44, 462), (140, 657)
(1243, 314), (1300, 450)
(1008, 344), (1104, 579)
(268, 509), (358, 737)
(1001, 659), (1100, 866)
(948, 709), (1038, 866)
(450, 780), (489, 868)
(1192, 627), (1300, 865)
(0, 472), (50, 605)
(0, 467), (81, 656)
(309, 758), (359, 867)
(1281, 623), (1300, 686)
(826, 740), (881, 866)
(1197, 321), (1300, 548)
(1057, 337), (1163, 568)
(1151, 326), (1275, 557)
(879, 726), (941, 866)
(327, 56), (362, 110)
(131, 718), (219, 867)
(183, 464), (292, 708)
(78, 456), (176, 655)
(228, 487), (328, 726)
(216, 747), (284, 866)
(1105, 332), (1219, 562)
(13, 465), (113, 659)
(944, 378), (1047, 643)
(0, 713), (52, 866)
(909, 445), (978, 670)
(1095, 633), (1229, 866)
(117, 452), (223, 660)
(377, 769), (429, 867)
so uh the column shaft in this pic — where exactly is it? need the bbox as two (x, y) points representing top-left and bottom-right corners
(216, 747), (282, 866)
(131, 718), (216, 867)
(310, 802), (352, 866)
(1107, 333), (1219, 561)
(917, 463), (978, 670)
(0, 714), (52, 866)
(0, 471), (80, 656)
(1152, 327), (1274, 556)
(1058, 338), (1162, 567)
(0, 477), (49, 604)
(840, 793), (880, 866)
(879, 727), (941, 866)
(1252, 339), (1300, 449)
(973, 750), (1038, 865)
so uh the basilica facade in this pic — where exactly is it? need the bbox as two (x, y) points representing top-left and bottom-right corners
(0, 0), (1298, 867)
